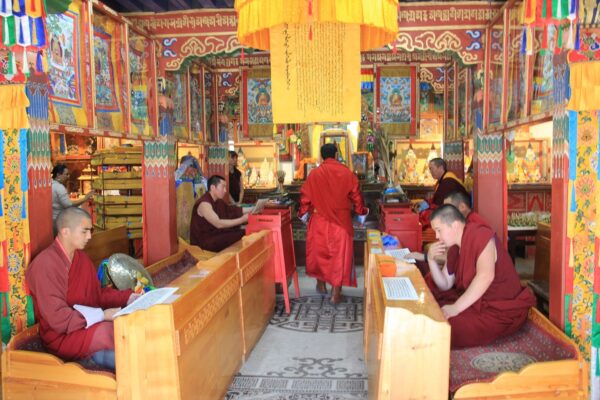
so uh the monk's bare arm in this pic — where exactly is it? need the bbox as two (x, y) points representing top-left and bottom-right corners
(448, 238), (495, 316)
(427, 241), (455, 291)
(198, 201), (248, 229)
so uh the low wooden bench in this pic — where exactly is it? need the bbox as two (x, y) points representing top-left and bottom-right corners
(2, 231), (274, 400)
(364, 229), (587, 400)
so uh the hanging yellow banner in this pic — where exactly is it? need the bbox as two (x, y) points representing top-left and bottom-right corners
(269, 22), (361, 123)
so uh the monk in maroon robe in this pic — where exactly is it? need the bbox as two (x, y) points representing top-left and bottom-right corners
(426, 204), (535, 348)
(26, 207), (135, 368)
(190, 175), (249, 252)
(298, 144), (369, 304)
(418, 158), (469, 228)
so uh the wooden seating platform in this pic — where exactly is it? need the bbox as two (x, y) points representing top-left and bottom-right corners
(2, 230), (275, 400)
(364, 229), (587, 399)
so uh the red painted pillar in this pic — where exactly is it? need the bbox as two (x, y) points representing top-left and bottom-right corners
(473, 132), (506, 243)
(26, 74), (53, 258)
(142, 136), (178, 265)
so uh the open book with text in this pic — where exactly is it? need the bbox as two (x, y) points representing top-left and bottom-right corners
(114, 287), (179, 318)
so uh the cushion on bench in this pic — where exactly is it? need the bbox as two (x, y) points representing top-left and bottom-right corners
(151, 250), (199, 288)
(449, 317), (578, 392)
(15, 332), (115, 375)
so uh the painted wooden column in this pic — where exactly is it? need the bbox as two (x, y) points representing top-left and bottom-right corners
(142, 91), (178, 265)
(445, 141), (464, 180)
(473, 132), (505, 240)
(25, 74), (53, 258)
(548, 51), (570, 330)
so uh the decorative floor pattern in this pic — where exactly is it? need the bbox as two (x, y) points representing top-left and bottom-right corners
(226, 358), (367, 400)
(270, 295), (364, 333)
(226, 268), (368, 399)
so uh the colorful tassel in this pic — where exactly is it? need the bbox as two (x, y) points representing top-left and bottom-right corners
(240, 47), (244, 63)
(21, 48), (29, 76)
(6, 50), (14, 74)
(308, 25), (312, 41)
(542, 24), (548, 50)
(557, 24), (563, 49)
(35, 49), (42, 72)
(3, 15), (15, 46)
(521, 26), (527, 54)
(566, 21), (573, 49)
(574, 23), (580, 51)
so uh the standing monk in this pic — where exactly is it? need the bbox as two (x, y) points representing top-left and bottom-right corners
(427, 204), (535, 348)
(26, 207), (138, 369)
(298, 143), (369, 304)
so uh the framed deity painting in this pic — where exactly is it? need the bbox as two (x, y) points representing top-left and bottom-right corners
(93, 9), (128, 132)
(47, 0), (92, 127)
(377, 66), (417, 137)
(129, 29), (156, 136)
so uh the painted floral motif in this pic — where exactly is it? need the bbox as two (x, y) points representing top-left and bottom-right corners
(567, 111), (599, 361)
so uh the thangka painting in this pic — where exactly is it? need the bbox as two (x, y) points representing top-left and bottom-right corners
(446, 66), (455, 141)
(243, 68), (273, 138)
(190, 66), (205, 141)
(488, 24), (504, 127)
(469, 64), (484, 137)
(531, 25), (555, 115)
(361, 69), (374, 124)
(506, 10), (527, 122)
(377, 66), (416, 136)
(93, 11), (127, 132)
(204, 70), (217, 143)
(129, 33), (154, 136)
(47, 0), (91, 127)
(457, 69), (468, 138)
(166, 70), (189, 140)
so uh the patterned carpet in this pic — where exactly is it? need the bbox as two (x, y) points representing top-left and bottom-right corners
(226, 269), (368, 399)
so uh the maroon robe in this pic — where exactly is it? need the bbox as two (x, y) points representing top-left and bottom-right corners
(420, 171), (469, 228)
(190, 192), (245, 252)
(26, 240), (132, 360)
(430, 221), (535, 348)
(298, 158), (368, 287)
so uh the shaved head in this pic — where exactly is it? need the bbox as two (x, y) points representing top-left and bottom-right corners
(56, 207), (91, 232)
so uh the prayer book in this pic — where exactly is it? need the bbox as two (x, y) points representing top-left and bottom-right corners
(384, 248), (416, 263)
(114, 287), (179, 318)
(382, 277), (419, 301)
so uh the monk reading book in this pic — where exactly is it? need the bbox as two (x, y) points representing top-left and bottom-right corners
(26, 207), (139, 369)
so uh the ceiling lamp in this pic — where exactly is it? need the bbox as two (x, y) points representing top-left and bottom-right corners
(235, 0), (398, 124)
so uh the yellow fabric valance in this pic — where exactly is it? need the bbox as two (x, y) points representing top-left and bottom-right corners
(568, 62), (600, 111)
(0, 85), (30, 131)
(235, 0), (398, 51)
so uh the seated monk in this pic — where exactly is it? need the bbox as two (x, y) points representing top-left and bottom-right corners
(26, 207), (139, 369)
(426, 204), (535, 348)
(190, 175), (249, 252)
(416, 158), (469, 228)
(408, 190), (486, 274)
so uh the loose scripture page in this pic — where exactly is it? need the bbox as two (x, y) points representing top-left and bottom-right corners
(113, 287), (179, 318)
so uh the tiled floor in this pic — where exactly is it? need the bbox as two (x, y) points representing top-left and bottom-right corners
(225, 267), (368, 399)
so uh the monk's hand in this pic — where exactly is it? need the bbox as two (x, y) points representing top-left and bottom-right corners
(441, 304), (460, 319)
(103, 307), (121, 321)
(427, 241), (446, 262)
(127, 293), (142, 305)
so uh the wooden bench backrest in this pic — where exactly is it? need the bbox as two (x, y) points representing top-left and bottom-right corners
(84, 226), (129, 267)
